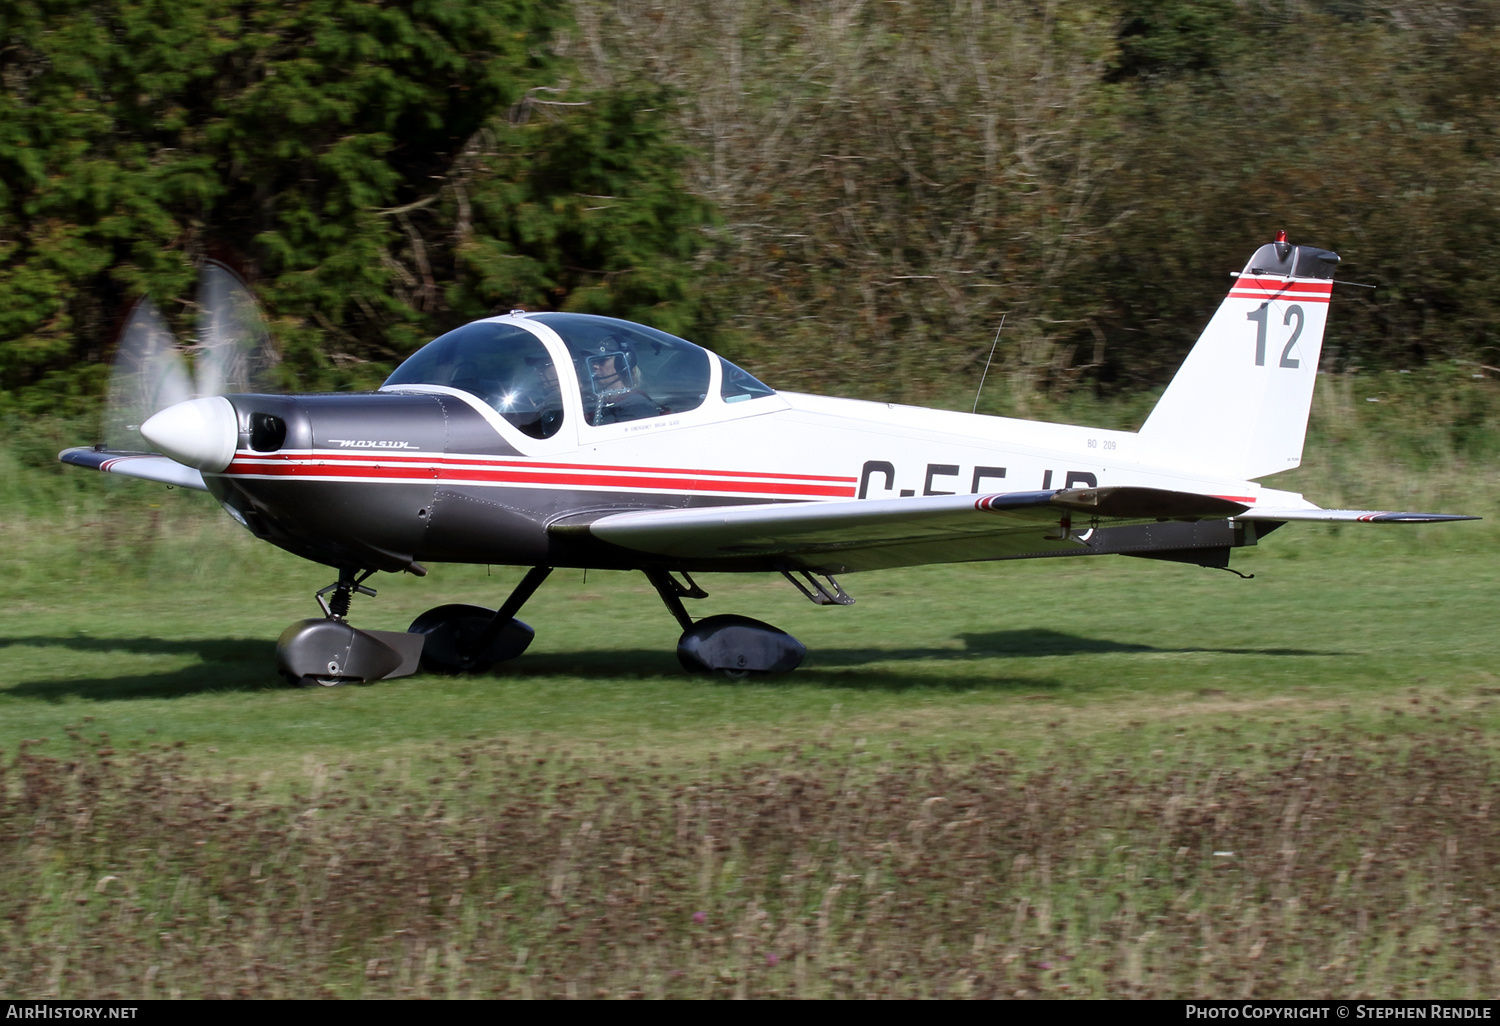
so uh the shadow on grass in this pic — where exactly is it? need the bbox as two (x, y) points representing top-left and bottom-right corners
(2, 626), (1345, 701)
(949, 629), (1344, 660)
(2, 635), (282, 700)
(459, 625), (1344, 693)
(516, 650), (1057, 693)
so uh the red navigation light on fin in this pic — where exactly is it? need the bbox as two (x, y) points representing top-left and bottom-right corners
(1274, 228), (1291, 260)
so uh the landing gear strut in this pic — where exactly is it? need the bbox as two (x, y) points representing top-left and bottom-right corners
(647, 570), (807, 677)
(408, 566), (552, 674)
(275, 567), (425, 687)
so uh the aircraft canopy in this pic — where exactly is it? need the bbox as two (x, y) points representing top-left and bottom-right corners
(385, 313), (775, 437)
(529, 313), (774, 426)
(384, 320), (568, 439)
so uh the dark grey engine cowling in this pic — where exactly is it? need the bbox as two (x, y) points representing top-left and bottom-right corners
(213, 393), (452, 571)
(677, 614), (806, 675)
(212, 391), (559, 571)
(275, 618), (426, 686)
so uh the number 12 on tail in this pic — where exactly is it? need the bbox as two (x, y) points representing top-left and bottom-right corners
(1247, 303), (1304, 368)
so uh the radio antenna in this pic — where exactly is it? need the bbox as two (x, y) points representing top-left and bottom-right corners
(972, 315), (1005, 415)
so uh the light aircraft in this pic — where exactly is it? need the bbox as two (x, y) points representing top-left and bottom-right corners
(62, 232), (1475, 685)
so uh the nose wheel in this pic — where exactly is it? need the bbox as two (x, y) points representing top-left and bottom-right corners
(275, 568), (425, 687)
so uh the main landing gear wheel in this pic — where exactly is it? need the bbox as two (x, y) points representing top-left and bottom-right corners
(405, 564), (554, 675)
(676, 614), (806, 677)
(407, 603), (534, 675)
(643, 572), (807, 677)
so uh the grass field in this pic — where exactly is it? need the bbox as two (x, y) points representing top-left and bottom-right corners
(2, 500), (1496, 771)
(0, 393), (1497, 997)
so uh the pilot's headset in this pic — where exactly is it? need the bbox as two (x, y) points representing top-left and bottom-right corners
(584, 335), (637, 395)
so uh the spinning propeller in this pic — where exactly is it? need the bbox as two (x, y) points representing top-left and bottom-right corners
(103, 261), (279, 469)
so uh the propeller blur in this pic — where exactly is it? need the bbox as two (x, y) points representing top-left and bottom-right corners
(62, 237), (1478, 685)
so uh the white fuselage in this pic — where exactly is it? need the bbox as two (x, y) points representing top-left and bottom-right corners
(394, 373), (1313, 514)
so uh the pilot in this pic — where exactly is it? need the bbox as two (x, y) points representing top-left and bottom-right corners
(589, 351), (631, 394)
(586, 344), (662, 425)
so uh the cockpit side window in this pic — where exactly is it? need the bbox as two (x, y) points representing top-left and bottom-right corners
(384, 322), (564, 439)
(719, 357), (776, 403)
(531, 313), (711, 427)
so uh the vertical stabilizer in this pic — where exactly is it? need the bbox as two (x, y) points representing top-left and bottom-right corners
(1137, 234), (1339, 480)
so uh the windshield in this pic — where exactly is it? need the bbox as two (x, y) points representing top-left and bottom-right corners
(720, 357), (776, 403)
(530, 313), (714, 427)
(383, 321), (564, 439)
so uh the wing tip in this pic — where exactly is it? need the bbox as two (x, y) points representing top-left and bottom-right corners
(59, 447), (207, 491)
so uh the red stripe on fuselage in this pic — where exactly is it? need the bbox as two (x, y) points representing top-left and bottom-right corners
(223, 455), (856, 498)
(232, 450), (856, 484)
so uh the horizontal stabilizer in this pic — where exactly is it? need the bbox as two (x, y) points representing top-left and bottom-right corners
(59, 447), (208, 491)
(1239, 507), (1478, 524)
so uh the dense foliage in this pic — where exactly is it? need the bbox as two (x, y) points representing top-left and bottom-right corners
(0, 0), (711, 410)
(3, 0), (1499, 414)
(567, 0), (1500, 403)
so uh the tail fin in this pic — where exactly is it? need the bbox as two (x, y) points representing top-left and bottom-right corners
(1137, 233), (1340, 480)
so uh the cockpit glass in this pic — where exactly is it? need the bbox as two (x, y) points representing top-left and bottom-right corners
(719, 357), (776, 403)
(530, 313), (714, 427)
(383, 322), (564, 439)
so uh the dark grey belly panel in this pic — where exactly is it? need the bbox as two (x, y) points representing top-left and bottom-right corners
(212, 478), (439, 571)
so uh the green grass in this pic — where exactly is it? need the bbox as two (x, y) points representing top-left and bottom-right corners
(1, 498), (1495, 777)
(2, 373), (1497, 773)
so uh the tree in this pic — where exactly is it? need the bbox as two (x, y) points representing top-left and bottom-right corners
(0, 0), (716, 410)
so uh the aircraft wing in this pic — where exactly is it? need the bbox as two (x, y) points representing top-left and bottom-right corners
(559, 487), (1251, 573)
(59, 447), (208, 491)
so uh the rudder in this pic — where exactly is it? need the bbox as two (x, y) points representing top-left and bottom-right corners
(1138, 233), (1339, 480)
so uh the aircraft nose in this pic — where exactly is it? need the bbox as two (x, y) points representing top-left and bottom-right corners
(141, 396), (239, 473)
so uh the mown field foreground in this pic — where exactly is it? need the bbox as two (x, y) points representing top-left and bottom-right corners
(3, 726), (1497, 999)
